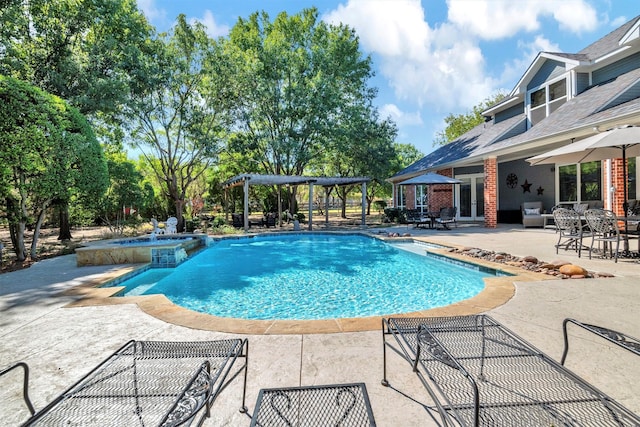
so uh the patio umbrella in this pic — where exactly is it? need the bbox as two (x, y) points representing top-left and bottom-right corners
(398, 173), (463, 214)
(526, 125), (640, 252)
(398, 172), (464, 186)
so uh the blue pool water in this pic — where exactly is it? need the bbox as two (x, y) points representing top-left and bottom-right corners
(114, 233), (495, 320)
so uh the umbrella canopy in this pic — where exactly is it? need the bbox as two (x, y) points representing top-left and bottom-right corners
(526, 126), (640, 254)
(398, 172), (463, 185)
(526, 126), (640, 166)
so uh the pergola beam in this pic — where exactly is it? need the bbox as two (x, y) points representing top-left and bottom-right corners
(221, 174), (371, 231)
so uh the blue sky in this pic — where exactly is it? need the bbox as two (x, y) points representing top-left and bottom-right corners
(138, 0), (639, 156)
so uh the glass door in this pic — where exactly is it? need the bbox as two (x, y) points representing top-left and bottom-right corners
(456, 174), (484, 221)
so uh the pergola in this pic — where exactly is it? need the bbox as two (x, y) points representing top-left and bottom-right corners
(222, 174), (371, 231)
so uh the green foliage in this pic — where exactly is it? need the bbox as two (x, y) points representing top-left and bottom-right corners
(373, 200), (387, 212)
(98, 153), (154, 225)
(126, 15), (231, 231)
(392, 143), (424, 173)
(433, 92), (507, 146)
(0, 0), (154, 117)
(0, 76), (107, 259)
(224, 8), (377, 177)
(383, 207), (404, 223)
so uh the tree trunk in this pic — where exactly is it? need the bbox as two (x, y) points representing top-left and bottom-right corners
(335, 187), (347, 218)
(30, 208), (48, 260)
(174, 198), (185, 232)
(8, 222), (27, 262)
(58, 203), (73, 240)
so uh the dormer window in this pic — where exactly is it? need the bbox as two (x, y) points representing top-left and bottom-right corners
(528, 77), (567, 127)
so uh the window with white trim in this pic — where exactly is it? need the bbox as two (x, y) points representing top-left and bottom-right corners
(396, 185), (406, 208)
(415, 185), (428, 211)
(558, 161), (602, 203)
(528, 78), (567, 127)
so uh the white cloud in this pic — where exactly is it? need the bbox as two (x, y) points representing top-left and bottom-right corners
(379, 104), (423, 126)
(325, 0), (496, 112)
(190, 10), (230, 38)
(137, 0), (168, 29)
(447, 0), (598, 39)
(610, 15), (629, 28)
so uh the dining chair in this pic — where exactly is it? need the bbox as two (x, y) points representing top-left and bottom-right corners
(583, 209), (621, 263)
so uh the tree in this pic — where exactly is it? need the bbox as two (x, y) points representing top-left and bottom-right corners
(125, 15), (232, 231)
(312, 107), (398, 217)
(433, 92), (506, 146)
(391, 143), (424, 172)
(97, 153), (154, 235)
(0, 76), (108, 261)
(0, 0), (154, 239)
(224, 8), (378, 211)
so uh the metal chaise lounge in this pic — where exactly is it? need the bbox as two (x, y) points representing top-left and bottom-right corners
(2, 339), (249, 426)
(382, 315), (639, 426)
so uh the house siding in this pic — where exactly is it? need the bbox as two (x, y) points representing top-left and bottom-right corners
(494, 103), (523, 124)
(576, 72), (590, 94)
(592, 51), (640, 84)
(527, 60), (566, 90)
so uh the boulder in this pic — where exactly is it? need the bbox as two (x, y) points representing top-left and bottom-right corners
(558, 264), (588, 277)
(523, 255), (538, 264)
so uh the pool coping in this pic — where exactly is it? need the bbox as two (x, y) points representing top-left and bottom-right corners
(61, 233), (552, 334)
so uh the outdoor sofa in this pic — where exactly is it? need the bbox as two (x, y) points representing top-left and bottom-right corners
(521, 201), (544, 228)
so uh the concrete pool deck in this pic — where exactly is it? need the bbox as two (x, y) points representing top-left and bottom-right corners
(1, 224), (639, 425)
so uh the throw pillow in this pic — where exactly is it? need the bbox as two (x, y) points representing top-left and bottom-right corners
(524, 208), (540, 215)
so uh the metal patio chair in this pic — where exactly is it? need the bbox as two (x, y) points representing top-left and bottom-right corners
(584, 209), (622, 262)
(552, 207), (589, 256)
(435, 207), (457, 230)
(2, 339), (249, 426)
(381, 315), (639, 426)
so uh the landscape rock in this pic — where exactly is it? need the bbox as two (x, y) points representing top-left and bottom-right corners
(445, 247), (608, 279)
(558, 264), (588, 276)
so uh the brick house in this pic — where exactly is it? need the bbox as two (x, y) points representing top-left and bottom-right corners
(389, 15), (640, 227)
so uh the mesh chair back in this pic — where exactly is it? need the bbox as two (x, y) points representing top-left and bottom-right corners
(439, 207), (456, 221)
(553, 208), (580, 232)
(584, 209), (619, 237)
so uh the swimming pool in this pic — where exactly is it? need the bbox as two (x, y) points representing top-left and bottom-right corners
(111, 233), (495, 320)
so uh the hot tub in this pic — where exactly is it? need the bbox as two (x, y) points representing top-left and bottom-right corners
(76, 234), (206, 267)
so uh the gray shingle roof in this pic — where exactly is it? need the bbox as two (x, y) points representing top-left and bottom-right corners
(395, 67), (640, 181)
(577, 15), (640, 59)
(489, 67), (640, 151)
(391, 113), (526, 179)
(543, 52), (589, 61)
(395, 16), (640, 182)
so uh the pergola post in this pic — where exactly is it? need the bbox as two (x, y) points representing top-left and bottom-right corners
(325, 187), (330, 225)
(277, 184), (282, 227)
(308, 182), (314, 230)
(361, 182), (367, 228)
(243, 178), (249, 232)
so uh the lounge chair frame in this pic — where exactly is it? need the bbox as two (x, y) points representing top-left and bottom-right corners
(382, 315), (639, 426)
(250, 383), (376, 426)
(2, 339), (249, 426)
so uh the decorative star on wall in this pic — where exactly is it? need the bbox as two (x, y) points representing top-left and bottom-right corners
(521, 179), (532, 193)
(537, 186), (544, 195)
